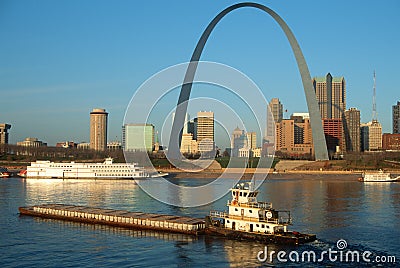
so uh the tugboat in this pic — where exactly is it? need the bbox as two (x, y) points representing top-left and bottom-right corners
(206, 182), (316, 245)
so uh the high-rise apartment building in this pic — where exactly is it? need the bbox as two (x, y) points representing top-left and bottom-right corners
(196, 111), (214, 153)
(0, 124), (11, 144)
(313, 73), (346, 119)
(90, 108), (108, 151)
(344, 108), (361, 152)
(265, 98), (283, 143)
(122, 124), (154, 152)
(361, 120), (382, 151)
(393, 101), (400, 134)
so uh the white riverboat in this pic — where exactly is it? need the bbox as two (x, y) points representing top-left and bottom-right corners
(26, 158), (150, 179)
(358, 170), (400, 182)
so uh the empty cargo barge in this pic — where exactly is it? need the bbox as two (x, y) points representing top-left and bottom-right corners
(19, 204), (205, 235)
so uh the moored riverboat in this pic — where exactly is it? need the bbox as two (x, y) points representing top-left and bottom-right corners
(26, 157), (151, 179)
(358, 170), (400, 182)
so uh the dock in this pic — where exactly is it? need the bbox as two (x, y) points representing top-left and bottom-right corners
(19, 204), (205, 235)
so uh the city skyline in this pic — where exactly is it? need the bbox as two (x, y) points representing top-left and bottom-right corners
(1, 1), (399, 146)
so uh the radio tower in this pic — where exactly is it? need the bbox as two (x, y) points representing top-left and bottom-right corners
(372, 70), (377, 122)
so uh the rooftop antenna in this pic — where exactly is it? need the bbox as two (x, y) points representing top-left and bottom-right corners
(372, 71), (377, 122)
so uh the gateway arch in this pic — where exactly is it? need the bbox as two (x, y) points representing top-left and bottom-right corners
(169, 2), (329, 161)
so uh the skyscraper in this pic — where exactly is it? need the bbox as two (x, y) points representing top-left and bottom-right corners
(196, 111), (214, 153)
(344, 108), (361, 152)
(90, 108), (108, 151)
(313, 73), (346, 119)
(393, 101), (400, 134)
(0, 124), (11, 144)
(265, 98), (283, 142)
(313, 73), (346, 154)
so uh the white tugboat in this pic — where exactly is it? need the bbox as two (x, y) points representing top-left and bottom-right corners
(206, 181), (316, 245)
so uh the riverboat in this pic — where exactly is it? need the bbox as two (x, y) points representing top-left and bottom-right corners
(26, 157), (150, 179)
(358, 170), (400, 182)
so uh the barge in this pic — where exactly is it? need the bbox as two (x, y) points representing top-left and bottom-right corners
(19, 204), (205, 235)
(18, 182), (316, 245)
(205, 182), (316, 245)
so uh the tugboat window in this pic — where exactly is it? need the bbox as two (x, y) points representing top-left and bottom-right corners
(235, 208), (238, 211)
(244, 193), (247, 197)
(249, 210), (252, 213)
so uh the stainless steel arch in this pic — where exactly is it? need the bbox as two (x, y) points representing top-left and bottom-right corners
(168, 2), (329, 161)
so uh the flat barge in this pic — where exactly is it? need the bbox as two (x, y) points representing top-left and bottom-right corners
(19, 204), (205, 235)
(18, 182), (316, 245)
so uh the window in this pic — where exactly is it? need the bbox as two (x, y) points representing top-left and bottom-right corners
(244, 193), (247, 197)
(227, 220), (230, 223)
(249, 210), (252, 213)
(240, 192), (242, 196)
(235, 208), (238, 212)
(262, 224), (265, 228)
(256, 224), (259, 227)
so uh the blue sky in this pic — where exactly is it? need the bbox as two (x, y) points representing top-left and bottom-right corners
(0, 0), (399, 148)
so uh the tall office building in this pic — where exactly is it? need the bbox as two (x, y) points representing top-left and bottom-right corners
(0, 124), (11, 144)
(265, 98), (283, 142)
(313, 73), (346, 119)
(246, 132), (257, 150)
(393, 101), (400, 134)
(196, 111), (214, 153)
(361, 120), (382, 151)
(122, 124), (154, 152)
(313, 73), (346, 153)
(344, 108), (361, 152)
(90, 108), (108, 151)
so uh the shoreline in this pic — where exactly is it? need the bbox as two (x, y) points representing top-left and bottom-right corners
(162, 169), (364, 179)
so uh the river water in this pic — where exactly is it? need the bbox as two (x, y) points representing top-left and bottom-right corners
(1, 176), (399, 267)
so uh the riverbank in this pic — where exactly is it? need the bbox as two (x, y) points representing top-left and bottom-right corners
(159, 168), (364, 180)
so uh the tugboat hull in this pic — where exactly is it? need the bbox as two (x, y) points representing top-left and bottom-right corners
(205, 217), (316, 245)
